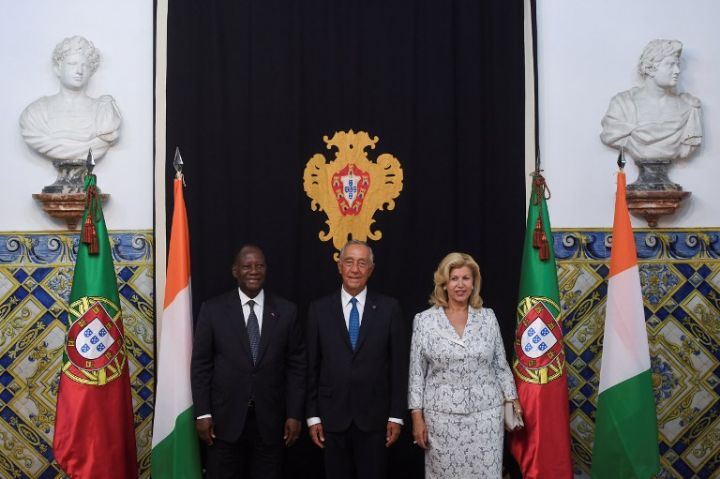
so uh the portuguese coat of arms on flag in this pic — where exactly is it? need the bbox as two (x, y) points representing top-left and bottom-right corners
(509, 173), (573, 479)
(53, 174), (138, 479)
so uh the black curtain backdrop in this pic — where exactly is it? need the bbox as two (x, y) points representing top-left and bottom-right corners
(166, 1), (526, 477)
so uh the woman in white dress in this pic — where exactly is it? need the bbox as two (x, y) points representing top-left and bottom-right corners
(408, 252), (522, 478)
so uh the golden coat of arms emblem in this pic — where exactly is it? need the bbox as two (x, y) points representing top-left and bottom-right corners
(303, 130), (403, 256)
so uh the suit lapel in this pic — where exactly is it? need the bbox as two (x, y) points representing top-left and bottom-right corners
(333, 293), (354, 352)
(226, 291), (253, 364)
(433, 307), (462, 346)
(256, 294), (278, 365)
(355, 291), (375, 353)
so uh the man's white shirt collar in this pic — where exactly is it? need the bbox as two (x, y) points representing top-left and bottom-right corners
(238, 289), (264, 331)
(341, 286), (367, 307)
(341, 286), (367, 328)
(238, 288), (264, 307)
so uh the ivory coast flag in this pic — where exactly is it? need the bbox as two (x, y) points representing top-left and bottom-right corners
(151, 177), (201, 478)
(591, 170), (660, 478)
(509, 173), (573, 478)
(53, 174), (138, 478)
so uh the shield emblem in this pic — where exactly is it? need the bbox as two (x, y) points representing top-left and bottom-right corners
(520, 317), (558, 360)
(513, 297), (566, 383)
(66, 301), (124, 371)
(331, 164), (370, 216)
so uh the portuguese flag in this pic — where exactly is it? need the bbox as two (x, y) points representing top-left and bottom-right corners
(53, 174), (138, 478)
(509, 173), (572, 478)
(151, 176), (202, 478)
(591, 170), (660, 478)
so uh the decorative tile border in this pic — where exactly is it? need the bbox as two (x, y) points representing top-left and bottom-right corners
(0, 231), (154, 479)
(556, 229), (720, 479)
(2, 228), (719, 478)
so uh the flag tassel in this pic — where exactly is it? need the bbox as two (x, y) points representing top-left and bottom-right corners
(81, 214), (94, 244)
(82, 180), (100, 255)
(539, 232), (549, 260)
(531, 173), (551, 261)
(533, 216), (544, 248)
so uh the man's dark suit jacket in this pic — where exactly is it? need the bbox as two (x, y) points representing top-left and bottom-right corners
(306, 290), (408, 433)
(191, 290), (305, 444)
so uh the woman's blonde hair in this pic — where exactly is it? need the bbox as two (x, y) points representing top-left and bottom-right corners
(429, 252), (482, 309)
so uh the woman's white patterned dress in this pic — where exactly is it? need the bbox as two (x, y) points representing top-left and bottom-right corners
(408, 306), (517, 479)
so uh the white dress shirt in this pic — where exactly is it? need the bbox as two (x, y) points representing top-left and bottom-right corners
(307, 287), (403, 427)
(239, 288), (265, 333)
(340, 286), (366, 329)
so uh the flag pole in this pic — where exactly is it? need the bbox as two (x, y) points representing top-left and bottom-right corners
(510, 158), (573, 478)
(53, 155), (139, 478)
(151, 147), (202, 479)
(591, 152), (660, 478)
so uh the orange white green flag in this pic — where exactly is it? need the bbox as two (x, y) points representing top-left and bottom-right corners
(151, 172), (201, 478)
(591, 169), (660, 478)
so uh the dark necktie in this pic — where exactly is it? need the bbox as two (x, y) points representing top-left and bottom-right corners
(348, 297), (360, 351)
(246, 299), (260, 364)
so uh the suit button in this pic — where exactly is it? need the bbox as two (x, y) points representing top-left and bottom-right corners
(251, 374), (256, 379)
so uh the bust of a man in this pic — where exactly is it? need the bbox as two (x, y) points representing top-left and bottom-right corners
(20, 36), (121, 193)
(600, 39), (702, 190)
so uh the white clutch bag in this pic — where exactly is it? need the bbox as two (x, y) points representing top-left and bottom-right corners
(504, 402), (524, 431)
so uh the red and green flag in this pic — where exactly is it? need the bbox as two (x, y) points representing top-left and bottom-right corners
(509, 173), (573, 478)
(591, 170), (660, 478)
(53, 174), (138, 478)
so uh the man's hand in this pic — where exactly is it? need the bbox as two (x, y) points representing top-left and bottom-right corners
(196, 417), (215, 446)
(308, 423), (325, 449)
(385, 421), (401, 447)
(284, 418), (301, 446)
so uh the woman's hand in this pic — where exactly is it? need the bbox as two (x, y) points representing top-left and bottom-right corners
(504, 399), (524, 432)
(411, 409), (429, 449)
(512, 399), (523, 419)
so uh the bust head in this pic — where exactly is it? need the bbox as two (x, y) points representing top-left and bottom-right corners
(638, 39), (682, 88)
(52, 36), (101, 90)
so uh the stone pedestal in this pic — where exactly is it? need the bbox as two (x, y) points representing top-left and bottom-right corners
(628, 158), (681, 191)
(625, 190), (690, 227)
(42, 162), (88, 194)
(32, 193), (109, 230)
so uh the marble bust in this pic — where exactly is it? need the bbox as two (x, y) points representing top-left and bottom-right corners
(19, 36), (121, 193)
(600, 39), (702, 191)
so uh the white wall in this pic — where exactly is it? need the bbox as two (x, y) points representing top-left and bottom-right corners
(0, 1), (153, 230)
(537, 0), (720, 228)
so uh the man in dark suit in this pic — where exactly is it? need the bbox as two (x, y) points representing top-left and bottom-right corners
(306, 240), (408, 479)
(191, 245), (305, 479)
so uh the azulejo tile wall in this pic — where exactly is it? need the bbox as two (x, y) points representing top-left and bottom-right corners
(557, 229), (720, 479)
(0, 231), (154, 479)
(1, 229), (719, 478)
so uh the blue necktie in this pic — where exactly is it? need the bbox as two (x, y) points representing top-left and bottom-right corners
(246, 299), (260, 364)
(348, 297), (360, 351)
